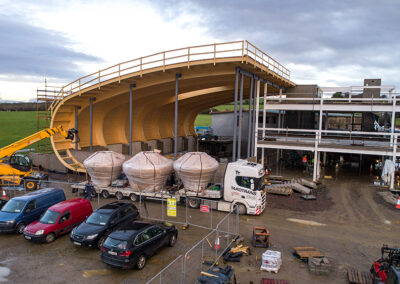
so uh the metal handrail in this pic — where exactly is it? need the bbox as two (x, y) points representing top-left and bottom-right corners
(49, 40), (291, 112)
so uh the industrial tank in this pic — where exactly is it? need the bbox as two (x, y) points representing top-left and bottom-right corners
(83, 151), (126, 187)
(123, 151), (173, 192)
(173, 152), (218, 192)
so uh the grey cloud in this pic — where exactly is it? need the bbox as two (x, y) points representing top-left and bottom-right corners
(0, 14), (101, 79)
(153, 0), (400, 85)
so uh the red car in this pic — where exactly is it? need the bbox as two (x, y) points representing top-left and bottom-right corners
(23, 198), (93, 243)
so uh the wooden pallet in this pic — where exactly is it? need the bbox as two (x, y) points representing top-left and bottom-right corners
(261, 278), (290, 284)
(293, 247), (324, 260)
(347, 269), (373, 284)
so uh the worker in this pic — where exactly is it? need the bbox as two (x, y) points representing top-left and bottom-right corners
(84, 180), (94, 201)
(302, 155), (307, 171)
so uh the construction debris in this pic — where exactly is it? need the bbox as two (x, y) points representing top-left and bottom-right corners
(197, 265), (234, 284)
(347, 268), (373, 284)
(266, 187), (293, 196)
(266, 180), (312, 195)
(308, 257), (331, 275)
(377, 191), (398, 205)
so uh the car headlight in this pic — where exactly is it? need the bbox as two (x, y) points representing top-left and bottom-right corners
(6, 220), (15, 224)
(35, 230), (44, 235)
(86, 234), (98, 240)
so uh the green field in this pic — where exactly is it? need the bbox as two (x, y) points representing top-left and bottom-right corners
(0, 111), (37, 148)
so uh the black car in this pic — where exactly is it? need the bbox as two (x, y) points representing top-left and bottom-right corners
(0, 199), (7, 210)
(70, 201), (139, 248)
(100, 221), (178, 270)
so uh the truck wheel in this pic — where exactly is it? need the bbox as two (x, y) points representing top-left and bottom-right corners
(234, 204), (247, 215)
(25, 181), (37, 191)
(101, 190), (110, 199)
(136, 255), (146, 270)
(129, 193), (138, 202)
(45, 233), (56, 243)
(188, 198), (200, 209)
(115, 191), (123, 200)
(91, 190), (97, 197)
(16, 223), (26, 234)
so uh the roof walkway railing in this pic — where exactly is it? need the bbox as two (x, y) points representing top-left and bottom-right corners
(49, 40), (291, 112)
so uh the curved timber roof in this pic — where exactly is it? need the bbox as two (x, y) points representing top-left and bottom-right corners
(49, 40), (295, 172)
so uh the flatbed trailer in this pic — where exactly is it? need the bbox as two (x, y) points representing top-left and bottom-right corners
(71, 181), (265, 215)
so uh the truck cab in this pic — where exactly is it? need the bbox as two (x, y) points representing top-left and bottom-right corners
(223, 159), (266, 215)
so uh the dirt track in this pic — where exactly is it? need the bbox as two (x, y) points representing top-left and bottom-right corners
(0, 167), (399, 283)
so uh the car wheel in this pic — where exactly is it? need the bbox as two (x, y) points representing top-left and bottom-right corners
(115, 191), (123, 200)
(136, 255), (146, 270)
(188, 198), (200, 209)
(16, 223), (25, 234)
(101, 190), (110, 199)
(168, 233), (177, 247)
(129, 193), (138, 202)
(97, 236), (106, 249)
(45, 233), (56, 243)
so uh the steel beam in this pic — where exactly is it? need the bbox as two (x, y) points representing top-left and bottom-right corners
(253, 79), (260, 157)
(89, 98), (96, 152)
(261, 83), (267, 166)
(232, 67), (240, 162)
(129, 84), (136, 156)
(174, 73), (182, 160)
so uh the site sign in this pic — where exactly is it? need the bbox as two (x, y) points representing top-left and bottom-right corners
(167, 198), (177, 217)
(200, 205), (210, 213)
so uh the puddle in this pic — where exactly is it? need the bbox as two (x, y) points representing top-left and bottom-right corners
(286, 218), (326, 226)
(0, 267), (10, 282)
(83, 269), (111, 278)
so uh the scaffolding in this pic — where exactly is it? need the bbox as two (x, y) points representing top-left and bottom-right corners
(255, 85), (399, 189)
(36, 80), (61, 153)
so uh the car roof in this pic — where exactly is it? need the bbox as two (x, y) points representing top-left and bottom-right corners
(109, 221), (153, 240)
(48, 198), (88, 212)
(13, 188), (62, 201)
(99, 201), (130, 210)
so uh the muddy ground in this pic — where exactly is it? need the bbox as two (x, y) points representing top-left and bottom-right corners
(0, 167), (399, 284)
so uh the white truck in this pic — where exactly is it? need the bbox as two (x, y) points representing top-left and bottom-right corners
(72, 159), (266, 215)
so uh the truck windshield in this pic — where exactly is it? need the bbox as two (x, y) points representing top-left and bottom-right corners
(86, 212), (110, 226)
(1, 199), (26, 213)
(235, 176), (265, 191)
(104, 237), (128, 250)
(40, 210), (60, 224)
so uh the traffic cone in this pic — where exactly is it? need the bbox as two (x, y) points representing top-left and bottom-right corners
(214, 234), (220, 251)
(396, 197), (400, 210)
(1, 188), (7, 200)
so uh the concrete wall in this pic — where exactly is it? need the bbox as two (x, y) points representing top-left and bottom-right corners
(363, 78), (381, 98)
(28, 153), (68, 173)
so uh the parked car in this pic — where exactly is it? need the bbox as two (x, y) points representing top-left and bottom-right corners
(0, 199), (7, 210)
(23, 198), (93, 243)
(0, 188), (66, 233)
(100, 221), (178, 270)
(70, 201), (139, 248)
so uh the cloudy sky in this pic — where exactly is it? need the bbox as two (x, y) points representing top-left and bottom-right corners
(0, 0), (399, 101)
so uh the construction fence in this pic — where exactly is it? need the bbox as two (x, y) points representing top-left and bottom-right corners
(1, 179), (240, 283)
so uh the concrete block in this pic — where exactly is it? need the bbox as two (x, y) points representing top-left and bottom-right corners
(107, 143), (129, 155)
(161, 138), (173, 154)
(28, 153), (67, 173)
(187, 136), (197, 152)
(146, 140), (163, 152)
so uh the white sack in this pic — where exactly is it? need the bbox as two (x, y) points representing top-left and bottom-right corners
(173, 152), (218, 192)
(123, 151), (173, 193)
(381, 159), (395, 183)
(83, 151), (126, 187)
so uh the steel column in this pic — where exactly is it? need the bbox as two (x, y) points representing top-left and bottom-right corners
(237, 74), (244, 160)
(247, 77), (254, 158)
(232, 67), (240, 162)
(391, 134), (397, 189)
(89, 98), (96, 152)
(251, 78), (257, 156)
(254, 80), (260, 158)
(74, 106), (80, 151)
(174, 74), (182, 160)
(129, 84), (136, 156)
(261, 83), (267, 166)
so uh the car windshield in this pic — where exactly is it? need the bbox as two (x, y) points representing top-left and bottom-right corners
(254, 177), (265, 191)
(40, 210), (60, 224)
(104, 237), (128, 250)
(86, 212), (111, 226)
(1, 199), (26, 213)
